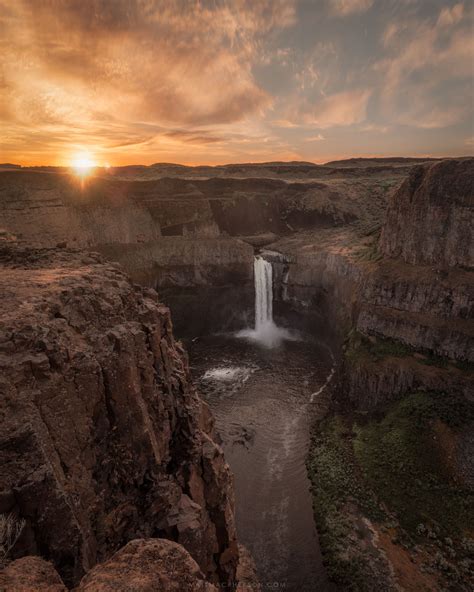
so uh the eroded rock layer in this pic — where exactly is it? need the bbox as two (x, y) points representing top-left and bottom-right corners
(0, 245), (238, 586)
(270, 159), (474, 409)
(380, 159), (473, 268)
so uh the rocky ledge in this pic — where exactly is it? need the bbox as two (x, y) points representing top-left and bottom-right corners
(380, 158), (473, 268)
(0, 245), (242, 588)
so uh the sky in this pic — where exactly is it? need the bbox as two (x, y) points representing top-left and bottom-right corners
(1, 0), (473, 166)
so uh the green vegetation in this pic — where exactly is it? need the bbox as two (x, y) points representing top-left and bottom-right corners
(379, 179), (397, 193)
(344, 330), (472, 373)
(307, 417), (389, 590)
(344, 330), (413, 363)
(354, 391), (474, 537)
(308, 391), (474, 590)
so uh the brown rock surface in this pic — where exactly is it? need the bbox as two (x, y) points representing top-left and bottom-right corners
(380, 158), (474, 268)
(0, 245), (238, 586)
(0, 556), (67, 591)
(76, 539), (217, 592)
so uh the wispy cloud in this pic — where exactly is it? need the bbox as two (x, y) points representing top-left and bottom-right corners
(0, 0), (295, 163)
(328, 0), (374, 17)
(304, 133), (325, 142)
(289, 89), (371, 128)
(376, 2), (473, 129)
(0, 0), (472, 165)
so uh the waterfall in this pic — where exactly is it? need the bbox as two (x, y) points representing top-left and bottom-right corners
(237, 255), (295, 348)
(254, 256), (273, 330)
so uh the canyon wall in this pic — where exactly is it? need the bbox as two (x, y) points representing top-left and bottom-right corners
(271, 159), (474, 409)
(380, 158), (473, 268)
(0, 172), (161, 248)
(0, 245), (240, 587)
(97, 238), (255, 337)
(0, 163), (402, 337)
(0, 166), (395, 249)
(1, 158), (470, 409)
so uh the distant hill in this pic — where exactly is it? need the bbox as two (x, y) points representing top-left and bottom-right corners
(324, 157), (443, 167)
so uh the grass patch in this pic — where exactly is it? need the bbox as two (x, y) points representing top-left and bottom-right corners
(345, 330), (413, 364)
(308, 392), (474, 590)
(353, 391), (474, 538)
(307, 416), (388, 590)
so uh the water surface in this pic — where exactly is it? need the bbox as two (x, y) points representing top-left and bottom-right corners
(190, 333), (335, 592)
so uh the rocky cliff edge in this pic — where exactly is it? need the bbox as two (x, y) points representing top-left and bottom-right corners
(0, 245), (240, 587)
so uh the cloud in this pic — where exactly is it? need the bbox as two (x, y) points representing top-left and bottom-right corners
(0, 0), (296, 162)
(376, 3), (473, 128)
(0, 0), (472, 165)
(329, 0), (374, 17)
(3, 0), (290, 126)
(271, 119), (301, 128)
(301, 89), (371, 128)
(437, 2), (464, 27)
(304, 133), (325, 142)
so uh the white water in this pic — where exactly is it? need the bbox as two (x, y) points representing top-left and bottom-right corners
(238, 256), (296, 348)
(255, 256), (273, 329)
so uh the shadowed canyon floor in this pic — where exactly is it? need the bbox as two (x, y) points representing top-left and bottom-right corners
(190, 333), (336, 592)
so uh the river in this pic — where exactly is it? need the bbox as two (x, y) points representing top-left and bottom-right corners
(190, 332), (336, 591)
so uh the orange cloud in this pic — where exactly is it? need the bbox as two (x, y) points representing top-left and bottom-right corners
(302, 89), (371, 128)
(0, 0), (295, 164)
(0, 0), (471, 166)
(329, 0), (374, 17)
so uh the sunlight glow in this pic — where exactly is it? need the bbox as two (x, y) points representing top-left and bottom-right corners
(71, 152), (97, 177)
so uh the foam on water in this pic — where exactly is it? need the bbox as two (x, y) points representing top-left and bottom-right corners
(202, 366), (252, 383)
(237, 322), (298, 348)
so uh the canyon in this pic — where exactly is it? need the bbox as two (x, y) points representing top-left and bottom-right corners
(0, 157), (473, 591)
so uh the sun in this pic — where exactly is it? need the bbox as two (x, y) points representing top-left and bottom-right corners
(71, 152), (97, 177)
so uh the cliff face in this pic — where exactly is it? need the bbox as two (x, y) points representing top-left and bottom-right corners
(270, 160), (474, 409)
(0, 245), (238, 586)
(96, 238), (254, 289)
(0, 172), (162, 248)
(0, 165), (401, 338)
(380, 159), (474, 268)
(0, 169), (386, 248)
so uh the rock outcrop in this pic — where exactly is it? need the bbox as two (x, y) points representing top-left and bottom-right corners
(380, 158), (474, 268)
(96, 238), (253, 288)
(0, 556), (67, 591)
(270, 160), (474, 409)
(1, 539), (220, 592)
(77, 539), (218, 592)
(0, 245), (238, 586)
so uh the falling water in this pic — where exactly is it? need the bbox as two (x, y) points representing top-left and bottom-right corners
(237, 256), (295, 348)
(254, 256), (273, 330)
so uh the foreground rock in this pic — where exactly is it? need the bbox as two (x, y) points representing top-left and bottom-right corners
(1, 540), (262, 591)
(78, 539), (217, 592)
(0, 245), (238, 586)
(1, 539), (218, 591)
(0, 556), (67, 591)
